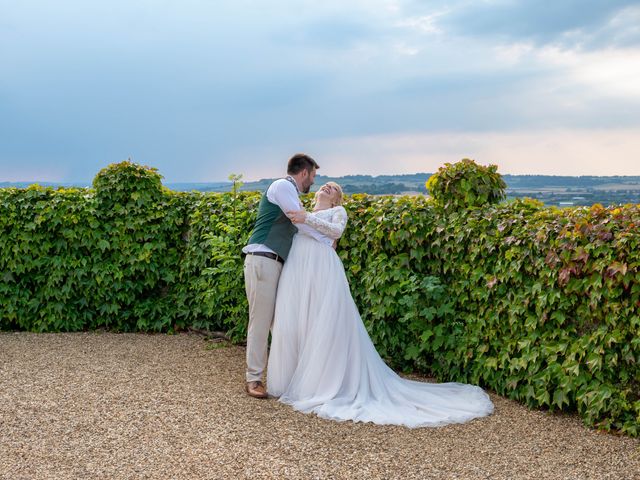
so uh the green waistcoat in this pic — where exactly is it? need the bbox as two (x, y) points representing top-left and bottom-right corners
(247, 193), (297, 261)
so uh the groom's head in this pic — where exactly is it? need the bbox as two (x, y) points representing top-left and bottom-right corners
(287, 153), (319, 194)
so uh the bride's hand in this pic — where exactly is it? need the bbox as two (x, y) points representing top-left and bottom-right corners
(287, 210), (307, 224)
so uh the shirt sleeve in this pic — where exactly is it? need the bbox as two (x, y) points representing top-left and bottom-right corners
(266, 179), (331, 242)
(266, 179), (301, 212)
(303, 206), (348, 240)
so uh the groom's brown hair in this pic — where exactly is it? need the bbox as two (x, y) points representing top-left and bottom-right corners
(287, 153), (320, 175)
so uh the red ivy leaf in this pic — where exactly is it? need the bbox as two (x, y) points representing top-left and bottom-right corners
(558, 267), (572, 286)
(606, 261), (628, 278)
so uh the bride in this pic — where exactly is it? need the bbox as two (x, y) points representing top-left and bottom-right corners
(266, 182), (494, 428)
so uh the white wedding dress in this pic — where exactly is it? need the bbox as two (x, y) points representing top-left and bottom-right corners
(267, 206), (494, 428)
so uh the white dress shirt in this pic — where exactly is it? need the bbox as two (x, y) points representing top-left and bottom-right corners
(242, 178), (330, 254)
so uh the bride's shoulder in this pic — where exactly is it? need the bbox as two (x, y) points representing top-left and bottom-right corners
(333, 205), (348, 217)
(312, 205), (347, 218)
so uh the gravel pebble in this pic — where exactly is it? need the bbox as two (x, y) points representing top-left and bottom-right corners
(1, 332), (638, 480)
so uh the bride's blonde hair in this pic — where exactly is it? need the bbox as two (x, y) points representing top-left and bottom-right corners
(314, 181), (343, 207)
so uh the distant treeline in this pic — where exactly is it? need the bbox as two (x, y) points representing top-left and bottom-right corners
(2, 174), (640, 195)
(503, 175), (640, 188)
(160, 174), (639, 194)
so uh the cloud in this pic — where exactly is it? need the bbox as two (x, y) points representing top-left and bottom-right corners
(202, 127), (640, 182)
(303, 127), (640, 177)
(428, 0), (640, 49)
(538, 46), (640, 98)
(1, 0), (640, 182)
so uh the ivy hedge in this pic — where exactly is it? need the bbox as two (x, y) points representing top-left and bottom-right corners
(0, 161), (638, 436)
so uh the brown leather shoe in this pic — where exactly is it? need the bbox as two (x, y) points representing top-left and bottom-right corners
(246, 381), (268, 399)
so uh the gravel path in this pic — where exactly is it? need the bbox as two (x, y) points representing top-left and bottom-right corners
(0, 332), (638, 480)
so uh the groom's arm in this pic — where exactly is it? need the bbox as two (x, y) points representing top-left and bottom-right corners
(266, 180), (328, 242)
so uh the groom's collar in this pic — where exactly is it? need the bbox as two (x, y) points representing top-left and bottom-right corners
(285, 175), (301, 195)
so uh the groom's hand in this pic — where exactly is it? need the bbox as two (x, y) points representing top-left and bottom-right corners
(287, 210), (307, 224)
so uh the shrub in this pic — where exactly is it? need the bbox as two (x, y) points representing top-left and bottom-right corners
(426, 158), (507, 210)
(93, 160), (164, 208)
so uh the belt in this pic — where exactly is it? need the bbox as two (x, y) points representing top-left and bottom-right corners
(244, 251), (284, 264)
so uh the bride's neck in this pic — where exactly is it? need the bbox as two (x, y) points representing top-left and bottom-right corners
(313, 199), (332, 211)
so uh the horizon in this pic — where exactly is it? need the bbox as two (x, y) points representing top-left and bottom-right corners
(3, 171), (640, 187)
(2, 1), (639, 181)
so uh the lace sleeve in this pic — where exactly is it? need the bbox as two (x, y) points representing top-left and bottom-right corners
(304, 206), (348, 240)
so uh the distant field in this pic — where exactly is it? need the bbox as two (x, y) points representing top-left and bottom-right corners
(592, 183), (640, 191)
(2, 174), (639, 207)
(508, 188), (570, 193)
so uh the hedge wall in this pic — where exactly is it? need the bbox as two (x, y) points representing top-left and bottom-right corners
(0, 162), (638, 436)
(343, 195), (639, 436)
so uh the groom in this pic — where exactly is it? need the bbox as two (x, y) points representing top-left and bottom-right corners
(242, 153), (326, 398)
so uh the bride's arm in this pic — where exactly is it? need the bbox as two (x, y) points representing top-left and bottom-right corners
(268, 179), (330, 242)
(301, 207), (348, 240)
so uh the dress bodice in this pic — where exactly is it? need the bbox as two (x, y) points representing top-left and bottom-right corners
(303, 206), (348, 241)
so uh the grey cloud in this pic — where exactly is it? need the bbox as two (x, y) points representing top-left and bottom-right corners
(2, 0), (640, 182)
(408, 0), (640, 49)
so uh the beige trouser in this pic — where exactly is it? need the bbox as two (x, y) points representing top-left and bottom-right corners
(244, 254), (283, 383)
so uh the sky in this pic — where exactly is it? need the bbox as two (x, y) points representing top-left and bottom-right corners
(1, 0), (639, 182)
